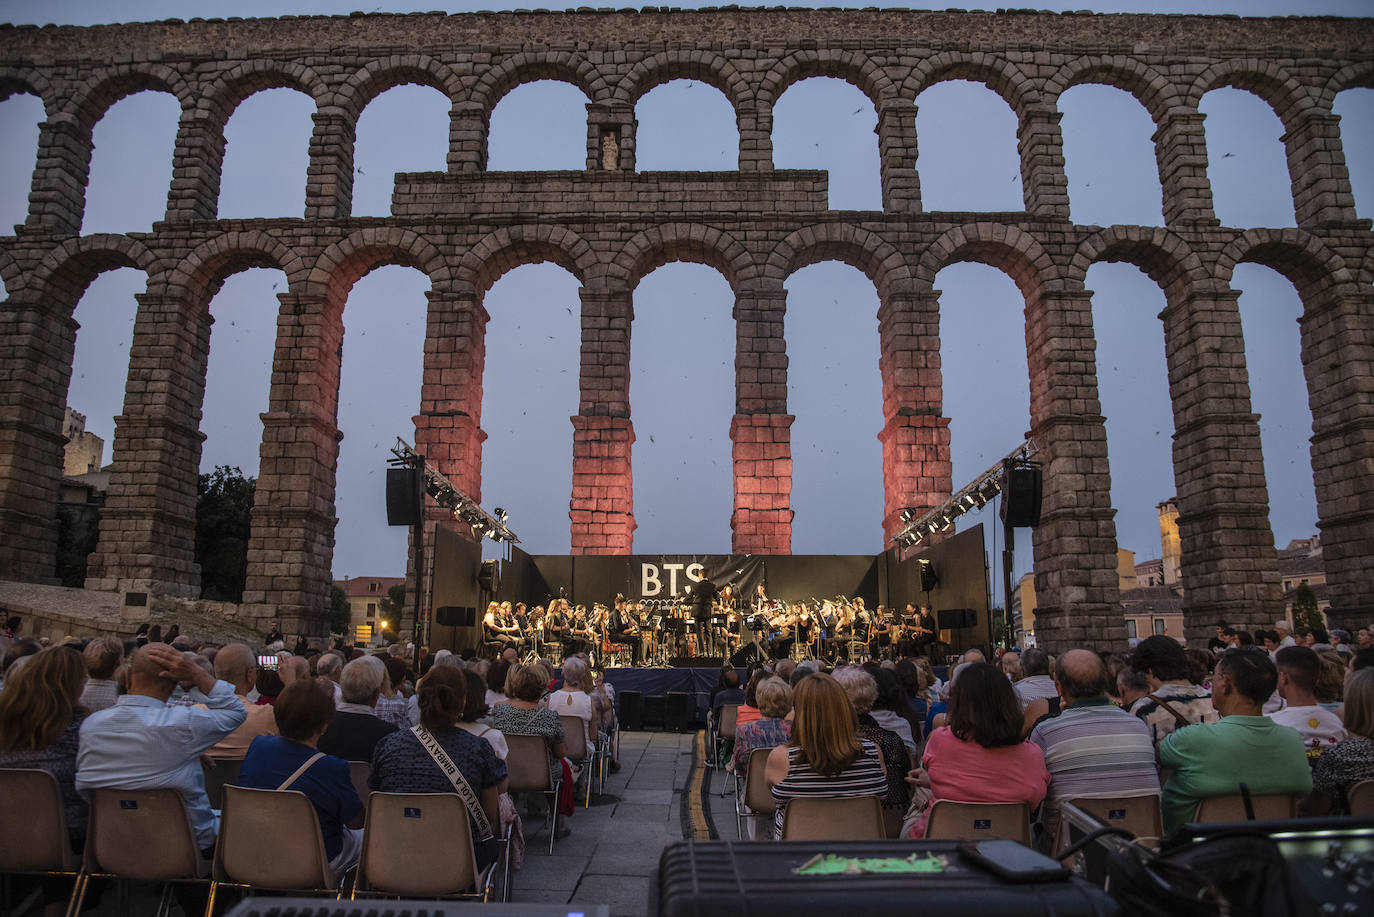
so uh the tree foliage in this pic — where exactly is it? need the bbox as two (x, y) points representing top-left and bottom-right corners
(196, 466), (255, 602)
(1292, 583), (1323, 631)
(328, 584), (353, 635)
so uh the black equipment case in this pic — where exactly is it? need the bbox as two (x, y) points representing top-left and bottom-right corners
(657, 840), (1120, 917)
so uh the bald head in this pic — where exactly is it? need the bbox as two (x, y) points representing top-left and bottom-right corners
(214, 643), (257, 694)
(1054, 649), (1110, 702)
(278, 654), (310, 686)
(126, 643), (181, 699)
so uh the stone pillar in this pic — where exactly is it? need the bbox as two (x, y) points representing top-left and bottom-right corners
(733, 285), (792, 553)
(1283, 110), (1361, 228)
(1300, 289), (1374, 631)
(450, 101), (488, 172)
(877, 290), (951, 545)
(164, 109), (224, 221)
(586, 102), (636, 172)
(25, 119), (91, 235)
(0, 296), (75, 582)
(1159, 287), (1283, 641)
(1023, 288), (1125, 653)
(1017, 105), (1072, 220)
(304, 111), (356, 220)
(737, 100), (771, 173)
(241, 293), (344, 637)
(571, 287), (635, 553)
(1153, 108), (1220, 227)
(877, 100), (921, 212)
(85, 293), (206, 601)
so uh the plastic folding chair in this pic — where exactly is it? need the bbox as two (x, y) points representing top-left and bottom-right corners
(1347, 780), (1374, 816)
(734, 748), (778, 840)
(79, 787), (213, 917)
(1192, 792), (1298, 824)
(203, 757), (241, 811)
(351, 792), (506, 902)
(1054, 793), (1163, 859)
(210, 784), (339, 905)
(558, 714), (603, 807)
(347, 761), (371, 830)
(711, 705), (739, 783)
(779, 795), (885, 841)
(925, 800), (1033, 845)
(0, 768), (83, 917)
(504, 733), (563, 855)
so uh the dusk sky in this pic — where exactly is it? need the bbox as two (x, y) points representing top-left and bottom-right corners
(1, 0), (1370, 610)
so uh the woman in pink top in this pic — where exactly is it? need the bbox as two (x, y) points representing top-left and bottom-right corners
(908, 662), (1050, 838)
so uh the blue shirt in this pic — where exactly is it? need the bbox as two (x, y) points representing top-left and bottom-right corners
(76, 680), (247, 848)
(237, 735), (361, 860)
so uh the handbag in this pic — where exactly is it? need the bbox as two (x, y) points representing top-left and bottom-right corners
(276, 751), (324, 791)
(411, 725), (495, 842)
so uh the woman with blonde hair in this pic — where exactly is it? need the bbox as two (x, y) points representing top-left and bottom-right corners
(764, 672), (887, 838)
(1305, 668), (1374, 815)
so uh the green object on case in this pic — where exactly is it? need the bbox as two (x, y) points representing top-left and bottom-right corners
(794, 853), (946, 876)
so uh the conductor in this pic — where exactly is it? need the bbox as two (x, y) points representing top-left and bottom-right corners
(686, 569), (719, 651)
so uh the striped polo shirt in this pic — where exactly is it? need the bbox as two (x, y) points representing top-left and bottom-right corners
(1029, 697), (1160, 832)
(771, 740), (888, 835)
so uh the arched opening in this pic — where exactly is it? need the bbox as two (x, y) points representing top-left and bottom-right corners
(1334, 87), (1374, 218)
(1232, 263), (1318, 549)
(773, 77), (881, 211)
(784, 262), (883, 553)
(353, 84), (450, 216)
(480, 263), (582, 557)
(935, 263), (1032, 610)
(81, 91), (179, 234)
(1060, 84), (1164, 226)
(218, 87), (314, 218)
(331, 265), (429, 580)
(1199, 87), (1295, 227)
(0, 92), (44, 231)
(630, 263), (735, 552)
(1084, 262), (1173, 571)
(488, 80), (588, 170)
(635, 80), (736, 171)
(915, 81), (1022, 212)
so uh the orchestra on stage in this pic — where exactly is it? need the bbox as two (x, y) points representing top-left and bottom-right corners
(480, 577), (942, 667)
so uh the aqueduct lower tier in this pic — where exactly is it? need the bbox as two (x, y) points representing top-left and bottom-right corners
(1, 8), (1372, 648)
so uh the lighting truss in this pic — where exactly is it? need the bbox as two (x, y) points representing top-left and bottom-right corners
(892, 438), (1037, 548)
(389, 437), (520, 544)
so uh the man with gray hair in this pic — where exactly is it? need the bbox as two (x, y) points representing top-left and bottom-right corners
(318, 655), (397, 762)
(1014, 647), (1059, 712)
(207, 643), (279, 760)
(316, 650), (346, 706)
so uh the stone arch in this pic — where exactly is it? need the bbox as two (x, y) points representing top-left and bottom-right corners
(765, 223), (911, 301)
(470, 51), (608, 118)
(613, 224), (756, 295)
(331, 56), (464, 121)
(1070, 225), (1210, 304)
(0, 246), (20, 297)
(311, 227), (451, 303)
(0, 66), (58, 118)
(1216, 228), (1356, 305)
(172, 230), (311, 309)
(1044, 55), (1183, 124)
(1188, 59), (1319, 128)
(63, 63), (194, 129)
(459, 225), (598, 297)
(916, 222), (1059, 299)
(30, 234), (159, 310)
(904, 52), (1038, 117)
(617, 49), (753, 112)
(756, 49), (901, 111)
(1325, 61), (1374, 104)
(202, 59), (330, 122)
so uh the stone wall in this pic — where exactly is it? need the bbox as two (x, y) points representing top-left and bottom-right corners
(1, 7), (1371, 647)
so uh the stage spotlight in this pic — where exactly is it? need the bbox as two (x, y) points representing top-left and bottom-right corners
(494, 506), (508, 523)
(899, 507), (917, 523)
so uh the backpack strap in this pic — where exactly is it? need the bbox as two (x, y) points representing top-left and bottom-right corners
(275, 752), (324, 791)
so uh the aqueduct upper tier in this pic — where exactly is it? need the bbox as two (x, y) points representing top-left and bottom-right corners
(0, 7), (1371, 647)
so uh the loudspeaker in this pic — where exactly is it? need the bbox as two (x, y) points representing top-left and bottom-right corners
(937, 608), (979, 630)
(434, 606), (475, 628)
(729, 643), (762, 668)
(385, 467), (422, 526)
(918, 559), (939, 593)
(669, 656), (724, 668)
(477, 559), (499, 592)
(665, 691), (691, 732)
(643, 694), (666, 727)
(1000, 466), (1042, 528)
(619, 690), (644, 730)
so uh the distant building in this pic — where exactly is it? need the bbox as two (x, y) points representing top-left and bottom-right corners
(335, 575), (405, 644)
(62, 408), (104, 476)
(1135, 558), (1164, 587)
(1277, 536), (1329, 619)
(1158, 500), (1181, 588)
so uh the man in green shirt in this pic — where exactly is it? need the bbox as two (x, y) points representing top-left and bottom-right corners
(1158, 648), (1311, 835)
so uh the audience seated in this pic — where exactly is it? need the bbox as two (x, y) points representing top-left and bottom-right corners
(711, 668), (746, 724)
(1305, 668), (1374, 815)
(909, 662), (1050, 839)
(0, 645), (91, 846)
(732, 676), (793, 784)
(370, 666), (507, 871)
(238, 678), (363, 881)
(486, 658), (513, 711)
(1268, 645), (1348, 759)
(315, 652), (345, 706)
(207, 643), (279, 760)
(490, 663), (568, 811)
(1028, 650), (1159, 844)
(1127, 635), (1219, 748)
(545, 656), (599, 753)
(1116, 667), (1152, 715)
(735, 668), (769, 727)
(75, 643), (246, 853)
(764, 672), (888, 839)
(456, 669), (508, 760)
(317, 656), (397, 763)
(374, 656), (413, 729)
(832, 665), (911, 830)
(1013, 648), (1058, 713)
(866, 665), (920, 755)
(78, 636), (123, 713)
(1157, 648), (1311, 835)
